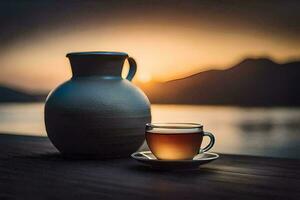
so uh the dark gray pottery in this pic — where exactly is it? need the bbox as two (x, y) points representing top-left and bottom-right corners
(44, 52), (151, 158)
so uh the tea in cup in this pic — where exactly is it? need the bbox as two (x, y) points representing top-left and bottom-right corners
(145, 123), (215, 160)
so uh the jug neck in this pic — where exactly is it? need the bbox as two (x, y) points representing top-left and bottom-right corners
(67, 52), (128, 78)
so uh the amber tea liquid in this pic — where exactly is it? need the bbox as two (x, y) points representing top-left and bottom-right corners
(146, 128), (203, 160)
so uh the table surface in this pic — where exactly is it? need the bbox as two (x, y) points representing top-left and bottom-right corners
(0, 133), (299, 200)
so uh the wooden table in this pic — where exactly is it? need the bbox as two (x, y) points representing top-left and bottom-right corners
(0, 133), (299, 200)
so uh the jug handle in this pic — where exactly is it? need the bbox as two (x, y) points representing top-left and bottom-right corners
(125, 57), (137, 81)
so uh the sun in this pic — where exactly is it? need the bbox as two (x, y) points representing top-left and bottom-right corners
(137, 72), (152, 83)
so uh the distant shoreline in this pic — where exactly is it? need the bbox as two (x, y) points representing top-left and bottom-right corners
(1, 101), (300, 108)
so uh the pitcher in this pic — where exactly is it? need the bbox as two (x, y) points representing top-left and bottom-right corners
(44, 52), (151, 158)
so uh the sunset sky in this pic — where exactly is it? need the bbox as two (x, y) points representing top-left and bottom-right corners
(0, 0), (299, 92)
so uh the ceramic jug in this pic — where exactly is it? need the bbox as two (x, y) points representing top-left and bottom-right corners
(44, 52), (151, 158)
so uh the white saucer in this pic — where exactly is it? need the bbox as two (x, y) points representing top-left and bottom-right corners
(131, 151), (219, 170)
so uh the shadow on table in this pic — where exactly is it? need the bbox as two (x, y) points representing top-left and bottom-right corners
(0, 133), (220, 176)
(128, 164), (218, 174)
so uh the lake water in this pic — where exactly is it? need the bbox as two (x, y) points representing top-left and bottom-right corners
(0, 103), (300, 159)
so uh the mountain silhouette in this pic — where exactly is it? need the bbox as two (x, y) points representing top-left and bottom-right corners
(0, 85), (43, 102)
(0, 57), (299, 106)
(139, 58), (300, 106)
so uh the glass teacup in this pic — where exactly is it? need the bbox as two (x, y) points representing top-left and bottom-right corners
(145, 123), (215, 160)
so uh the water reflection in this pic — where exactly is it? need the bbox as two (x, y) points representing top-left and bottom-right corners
(149, 105), (300, 159)
(0, 103), (300, 159)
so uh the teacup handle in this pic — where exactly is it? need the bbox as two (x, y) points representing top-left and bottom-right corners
(201, 132), (215, 152)
(125, 57), (137, 81)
